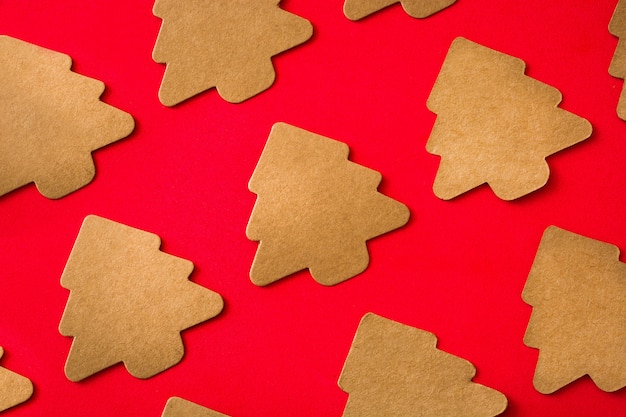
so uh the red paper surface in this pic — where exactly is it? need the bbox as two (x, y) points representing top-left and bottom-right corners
(0, 1), (625, 416)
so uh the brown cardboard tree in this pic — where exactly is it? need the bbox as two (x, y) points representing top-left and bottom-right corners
(59, 215), (224, 381)
(161, 397), (230, 417)
(0, 347), (33, 413)
(0, 35), (134, 199)
(152, 0), (313, 105)
(339, 314), (508, 417)
(247, 123), (410, 286)
(426, 37), (592, 200)
(523, 226), (626, 393)
(610, 0), (626, 120)
(344, 0), (456, 20)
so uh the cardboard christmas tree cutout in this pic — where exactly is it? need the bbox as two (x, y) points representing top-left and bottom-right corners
(152, 0), (313, 105)
(247, 123), (410, 286)
(523, 226), (626, 393)
(609, 0), (626, 120)
(0, 347), (33, 413)
(161, 397), (230, 417)
(0, 35), (134, 199)
(344, 0), (456, 20)
(59, 215), (224, 381)
(426, 37), (592, 200)
(339, 313), (508, 417)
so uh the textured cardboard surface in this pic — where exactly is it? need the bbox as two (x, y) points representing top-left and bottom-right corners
(0, 35), (134, 199)
(161, 397), (230, 417)
(58, 215), (224, 381)
(339, 313), (508, 417)
(426, 37), (592, 200)
(523, 226), (626, 394)
(343, 0), (456, 20)
(610, 0), (626, 120)
(0, 347), (33, 413)
(152, 0), (313, 105)
(247, 123), (410, 286)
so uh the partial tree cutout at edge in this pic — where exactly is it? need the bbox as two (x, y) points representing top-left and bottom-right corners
(152, 1), (313, 105)
(344, 0), (456, 20)
(339, 313), (508, 417)
(523, 226), (626, 393)
(0, 347), (33, 413)
(161, 397), (230, 417)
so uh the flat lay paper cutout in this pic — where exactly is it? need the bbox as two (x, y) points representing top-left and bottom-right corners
(343, 0), (456, 20)
(339, 313), (508, 417)
(161, 397), (230, 417)
(59, 215), (224, 381)
(523, 226), (626, 394)
(426, 37), (592, 200)
(247, 123), (410, 286)
(0, 347), (33, 413)
(152, 0), (313, 105)
(0, 35), (135, 199)
(609, 0), (626, 120)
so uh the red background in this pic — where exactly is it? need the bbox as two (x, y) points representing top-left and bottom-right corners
(1, 0), (625, 416)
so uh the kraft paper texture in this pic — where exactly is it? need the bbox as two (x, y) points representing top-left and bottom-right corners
(0, 35), (134, 199)
(523, 226), (626, 393)
(339, 313), (508, 417)
(59, 215), (224, 381)
(161, 397), (230, 417)
(609, 0), (626, 120)
(426, 37), (592, 200)
(0, 347), (33, 413)
(153, 0), (313, 105)
(344, 0), (456, 20)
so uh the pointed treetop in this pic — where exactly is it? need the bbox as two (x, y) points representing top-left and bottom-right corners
(247, 123), (410, 286)
(152, 0), (313, 105)
(344, 0), (456, 20)
(0, 347), (34, 413)
(339, 313), (508, 417)
(59, 215), (224, 381)
(161, 397), (230, 417)
(426, 37), (592, 200)
(0, 35), (134, 199)
(523, 226), (626, 393)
